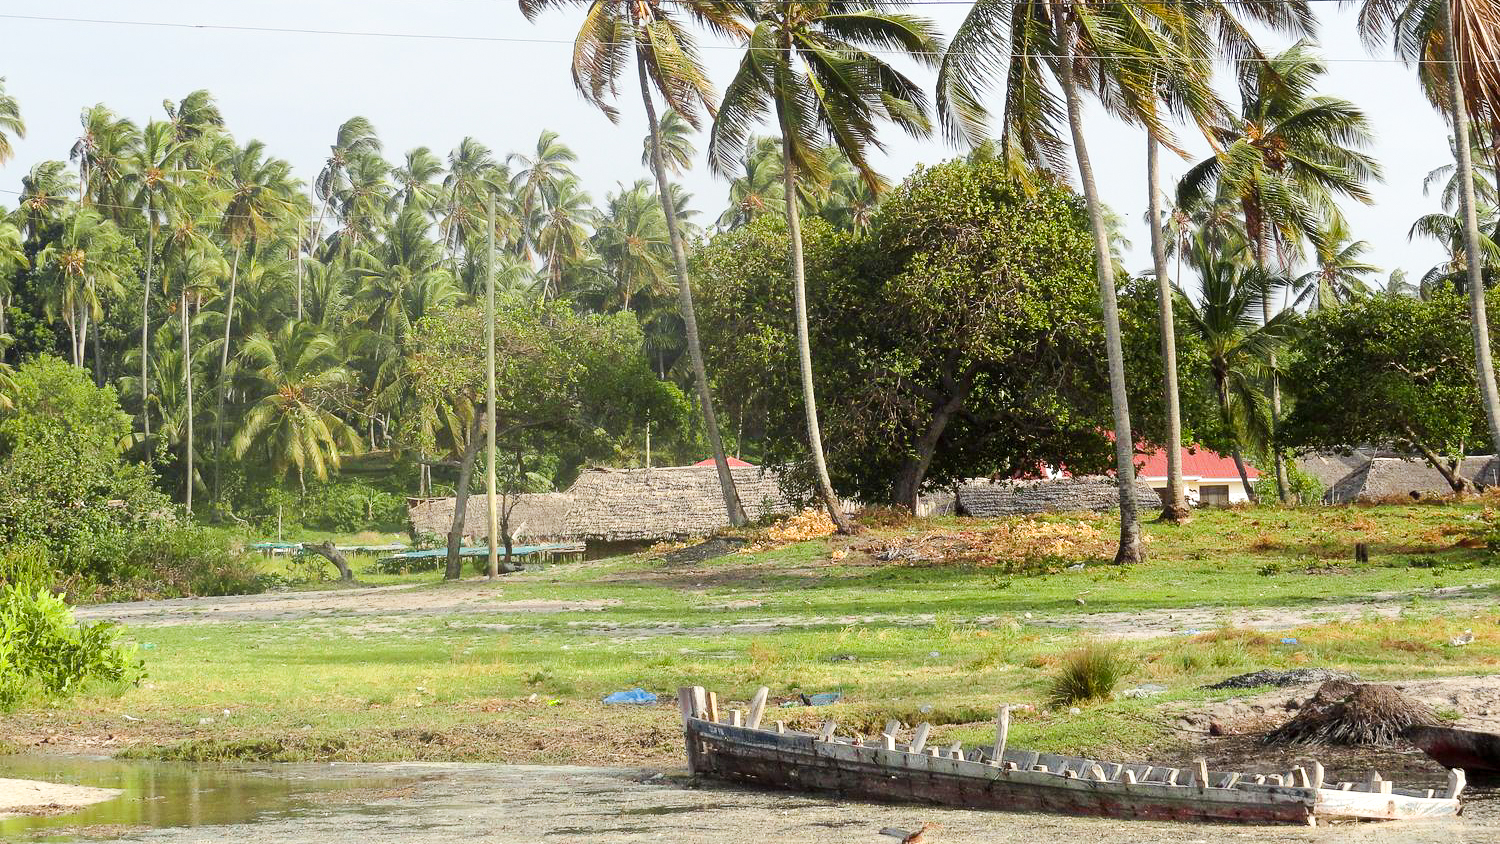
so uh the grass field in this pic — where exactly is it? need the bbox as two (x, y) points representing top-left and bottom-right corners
(8, 503), (1500, 767)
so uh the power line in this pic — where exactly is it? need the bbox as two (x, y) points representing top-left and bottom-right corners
(0, 10), (1466, 64)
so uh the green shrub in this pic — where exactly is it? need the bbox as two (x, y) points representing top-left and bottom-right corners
(1047, 641), (1130, 707)
(0, 545), (142, 710)
(68, 524), (265, 602)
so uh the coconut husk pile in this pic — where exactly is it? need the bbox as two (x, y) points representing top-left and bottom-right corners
(1262, 680), (1439, 747)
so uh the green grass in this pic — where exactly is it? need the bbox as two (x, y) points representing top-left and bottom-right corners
(11, 503), (1500, 765)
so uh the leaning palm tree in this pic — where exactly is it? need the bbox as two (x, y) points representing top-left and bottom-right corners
(519, 0), (741, 458)
(1177, 42), (1379, 502)
(709, 0), (941, 531)
(0, 78), (25, 166)
(937, 0), (1210, 559)
(70, 105), (140, 221)
(1177, 235), (1294, 504)
(1357, 0), (1500, 458)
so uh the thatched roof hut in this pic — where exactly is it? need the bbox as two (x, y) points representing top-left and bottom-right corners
(1294, 451), (1373, 492)
(1326, 455), (1500, 503)
(954, 476), (1161, 518)
(407, 492), (576, 543)
(563, 465), (793, 542)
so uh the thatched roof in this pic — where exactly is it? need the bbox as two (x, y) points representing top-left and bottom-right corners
(1295, 451), (1372, 492)
(563, 465), (793, 542)
(407, 492), (576, 543)
(1327, 455), (1500, 503)
(954, 476), (1161, 518)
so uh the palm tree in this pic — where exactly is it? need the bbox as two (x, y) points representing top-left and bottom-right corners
(70, 105), (140, 221)
(938, 0), (1211, 558)
(163, 90), (225, 147)
(1177, 42), (1379, 502)
(641, 109), (697, 176)
(710, 0), (940, 531)
(0, 78), (25, 166)
(159, 210), (227, 511)
(508, 130), (578, 261)
(1177, 235), (1293, 504)
(36, 206), (130, 368)
(313, 117), (382, 248)
(439, 137), (501, 277)
(534, 175), (594, 297)
(1294, 217), (1379, 308)
(1410, 205), (1500, 292)
(17, 161), (77, 241)
(717, 136), (787, 230)
(589, 180), (673, 313)
(1423, 131), (1497, 212)
(231, 323), (362, 493)
(393, 146), (445, 214)
(124, 120), (187, 440)
(0, 221), (26, 342)
(1358, 0), (1500, 458)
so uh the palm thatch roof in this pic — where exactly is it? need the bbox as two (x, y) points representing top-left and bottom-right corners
(1294, 451), (1374, 492)
(563, 465), (793, 542)
(1326, 455), (1500, 503)
(954, 476), (1161, 518)
(407, 492), (576, 543)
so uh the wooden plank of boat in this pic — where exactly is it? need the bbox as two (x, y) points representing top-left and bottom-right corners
(678, 687), (1462, 825)
(1409, 725), (1500, 774)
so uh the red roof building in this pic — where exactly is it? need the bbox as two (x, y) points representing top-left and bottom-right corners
(692, 456), (754, 468)
(1133, 445), (1258, 507)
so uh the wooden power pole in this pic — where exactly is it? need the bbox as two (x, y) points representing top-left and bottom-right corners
(485, 192), (499, 580)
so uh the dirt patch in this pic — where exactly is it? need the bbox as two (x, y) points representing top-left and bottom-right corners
(852, 519), (1113, 568)
(0, 778), (120, 818)
(654, 538), (747, 565)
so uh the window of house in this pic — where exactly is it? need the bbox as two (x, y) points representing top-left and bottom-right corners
(1199, 484), (1231, 507)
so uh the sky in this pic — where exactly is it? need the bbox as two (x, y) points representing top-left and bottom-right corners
(0, 0), (1457, 286)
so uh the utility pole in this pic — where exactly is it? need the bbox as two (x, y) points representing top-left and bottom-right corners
(486, 192), (499, 580)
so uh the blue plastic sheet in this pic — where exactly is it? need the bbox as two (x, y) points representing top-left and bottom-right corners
(603, 688), (658, 705)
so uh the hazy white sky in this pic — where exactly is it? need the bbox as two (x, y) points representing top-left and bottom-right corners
(0, 0), (1455, 285)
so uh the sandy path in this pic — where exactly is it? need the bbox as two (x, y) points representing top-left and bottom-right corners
(75, 579), (1492, 640)
(0, 777), (120, 819)
(36, 763), (1489, 844)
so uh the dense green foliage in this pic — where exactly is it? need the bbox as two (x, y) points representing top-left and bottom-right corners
(0, 544), (141, 709)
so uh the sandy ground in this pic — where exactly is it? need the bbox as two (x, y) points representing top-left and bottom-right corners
(0, 777), (120, 819)
(18, 763), (1489, 844)
(73, 578), (1494, 640)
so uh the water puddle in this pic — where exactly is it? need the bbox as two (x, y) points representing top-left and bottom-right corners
(0, 754), (425, 842)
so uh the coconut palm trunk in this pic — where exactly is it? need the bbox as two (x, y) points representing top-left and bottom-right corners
(1214, 370), (1259, 504)
(214, 246), (241, 511)
(1147, 136), (1188, 522)
(181, 288), (194, 512)
(1059, 38), (1144, 563)
(1446, 0), (1500, 456)
(1260, 248), (1290, 503)
(776, 107), (853, 533)
(141, 218), (155, 441)
(636, 50), (747, 527)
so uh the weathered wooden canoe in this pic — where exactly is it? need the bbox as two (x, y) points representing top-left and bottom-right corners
(1409, 725), (1500, 775)
(677, 687), (1464, 825)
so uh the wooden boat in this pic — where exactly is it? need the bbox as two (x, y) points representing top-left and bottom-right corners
(1409, 725), (1500, 775)
(677, 686), (1464, 825)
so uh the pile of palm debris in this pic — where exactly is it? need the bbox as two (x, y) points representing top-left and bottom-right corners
(1263, 680), (1439, 747)
(753, 508), (838, 545)
(857, 518), (1112, 567)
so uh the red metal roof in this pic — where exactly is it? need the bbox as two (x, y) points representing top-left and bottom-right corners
(692, 456), (754, 468)
(1135, 445), (1258, 480)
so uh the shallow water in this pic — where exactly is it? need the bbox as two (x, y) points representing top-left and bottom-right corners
(0, 754), (422, 842)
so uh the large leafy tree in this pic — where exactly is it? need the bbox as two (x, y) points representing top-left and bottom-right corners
(1285, 291), (1487, 492)
(1356, 0), (1500, 459)
(937, 0), (1211, 559)
(709, 0), (941, 531)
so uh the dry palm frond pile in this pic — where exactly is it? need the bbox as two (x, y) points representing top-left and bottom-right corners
(747, 508), (838, 547)
(1262, 681), (1438, 747)
(863, 518), (1112, 568)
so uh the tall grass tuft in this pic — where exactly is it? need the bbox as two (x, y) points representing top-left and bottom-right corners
(1047, 641), (1130, 707)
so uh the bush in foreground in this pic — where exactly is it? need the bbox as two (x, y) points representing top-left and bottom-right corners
(1047, 641), (1130, 707)
(0, 545), (142, 710)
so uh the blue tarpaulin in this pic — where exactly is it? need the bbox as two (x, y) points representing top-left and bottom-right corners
(603, 688), (658, 705)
